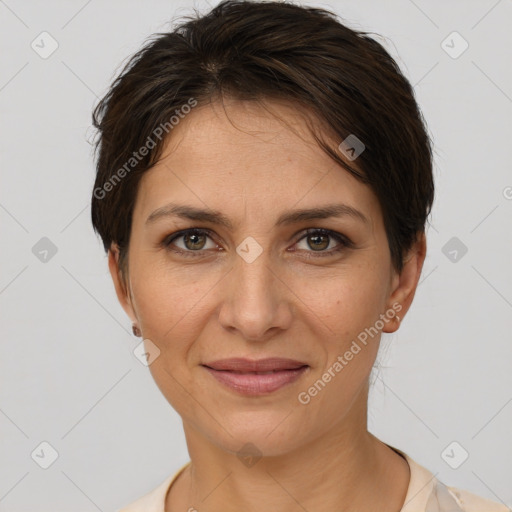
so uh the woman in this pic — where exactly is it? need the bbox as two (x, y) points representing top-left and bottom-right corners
(90, 1), (508, 511)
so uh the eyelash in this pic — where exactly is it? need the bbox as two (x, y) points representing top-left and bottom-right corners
(161, 228), (354, 259)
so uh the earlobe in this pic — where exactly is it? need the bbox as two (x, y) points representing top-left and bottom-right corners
(382, 232), (427, 333)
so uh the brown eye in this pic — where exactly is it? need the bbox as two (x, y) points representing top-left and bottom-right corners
(306, 233), (329, 251)
(163, 228), (217, 256)
(183, 232), (207, 250)
(294, 228), (353, 257)
(162, 227), (353, 259)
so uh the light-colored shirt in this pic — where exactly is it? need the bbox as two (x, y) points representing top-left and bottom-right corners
(117, 445), (510, 512)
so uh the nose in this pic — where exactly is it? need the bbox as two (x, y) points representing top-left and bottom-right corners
(217, 247), (293, 342)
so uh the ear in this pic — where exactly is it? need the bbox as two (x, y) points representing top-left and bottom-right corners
(108, 243), (137, 323)
(382, 231), (427, 333)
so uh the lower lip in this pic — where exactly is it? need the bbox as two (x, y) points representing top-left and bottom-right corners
(203, 366), (308, 395)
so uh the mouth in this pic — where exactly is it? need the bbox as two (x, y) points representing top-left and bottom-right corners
(201, 358), (309, 395)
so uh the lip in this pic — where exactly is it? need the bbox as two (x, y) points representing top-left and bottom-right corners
(204, 357), (308, 372)
(202, 358), (309, 395)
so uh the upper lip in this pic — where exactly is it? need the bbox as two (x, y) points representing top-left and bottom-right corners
(203, 358), (308, 372)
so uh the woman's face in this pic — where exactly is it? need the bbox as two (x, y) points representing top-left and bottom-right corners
(109, 98), (424, 456)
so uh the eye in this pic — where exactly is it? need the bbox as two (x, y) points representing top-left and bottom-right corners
(293, 228), (353, 258)
(163, 228), (219, 257)
(162, 227), (353, 259)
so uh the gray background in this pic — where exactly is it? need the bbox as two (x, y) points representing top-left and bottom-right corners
(1, 0), (511, 510)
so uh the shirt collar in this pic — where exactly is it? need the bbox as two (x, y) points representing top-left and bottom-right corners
(121, 447), (447, 512)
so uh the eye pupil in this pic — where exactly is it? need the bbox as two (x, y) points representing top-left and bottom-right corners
(308, 234), (329, 251)
(185, 232), (206, 250)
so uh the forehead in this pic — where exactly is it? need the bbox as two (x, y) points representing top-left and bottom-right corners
(133, 98), (381, 230)
(162, 97), (336, 161)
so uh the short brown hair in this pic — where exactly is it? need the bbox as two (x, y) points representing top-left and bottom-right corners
(91, 0), (434, 276)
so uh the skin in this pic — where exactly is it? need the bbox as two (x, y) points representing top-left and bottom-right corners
(108, 97), (426, 512)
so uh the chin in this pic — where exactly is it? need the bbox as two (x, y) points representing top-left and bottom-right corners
(204, 410), (310, 460)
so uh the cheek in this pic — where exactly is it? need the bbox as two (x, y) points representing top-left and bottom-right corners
(292, 265), (388, 335)
(131, 254), (389, 357)
(130, 259), (219, 336)
(132, 268), (212, 413)
(296, 266), (388, 395)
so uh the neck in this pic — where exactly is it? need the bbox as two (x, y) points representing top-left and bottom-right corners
(166, 387), (410, 512)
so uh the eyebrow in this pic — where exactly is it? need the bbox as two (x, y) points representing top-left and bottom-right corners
(145, 202), (370, 228)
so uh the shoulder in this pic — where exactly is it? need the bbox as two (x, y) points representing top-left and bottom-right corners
(116, 462), (191, 512)
(385, 444), (510, 512)
(446, 485), (511, 512)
